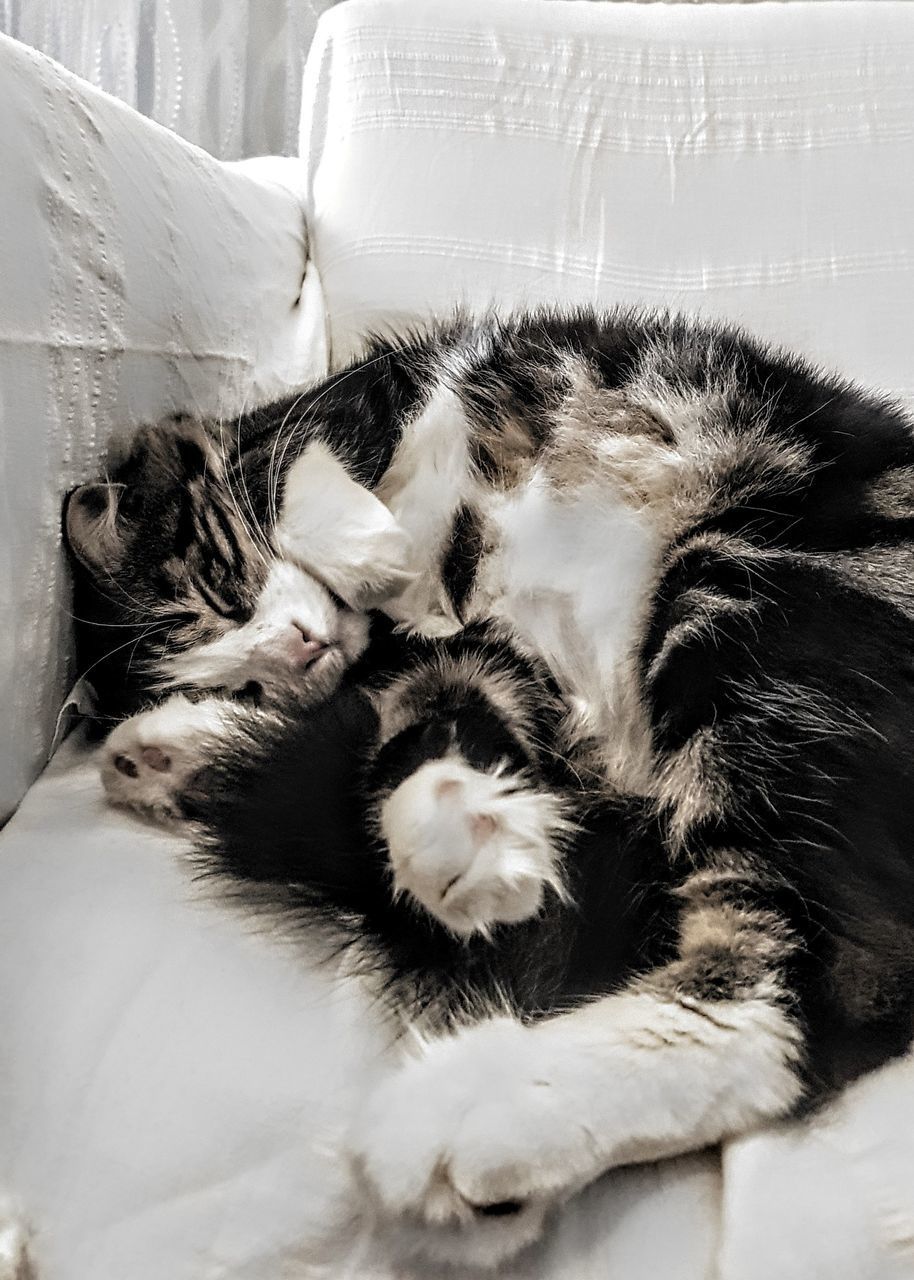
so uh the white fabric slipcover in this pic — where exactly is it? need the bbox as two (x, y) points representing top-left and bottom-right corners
(305, 0), (914, 407)
(3, 3), (914, 1278)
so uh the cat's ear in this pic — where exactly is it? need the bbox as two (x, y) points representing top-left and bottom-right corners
(137, 418), (224, 484)
(64, 483), (128, 574)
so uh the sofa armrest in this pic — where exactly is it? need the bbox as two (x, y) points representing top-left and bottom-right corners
(0, 33), (327, 821)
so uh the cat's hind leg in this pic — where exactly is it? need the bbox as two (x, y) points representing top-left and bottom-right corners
(101, 694), (248, 823)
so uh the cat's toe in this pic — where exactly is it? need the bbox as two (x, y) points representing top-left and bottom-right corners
(111, 743), (171, 779)
(370, 1192), (548, 1271)
(350, 1018), (579, 1268)
(380, 758), (570, 936)
(102, 731), (184, 822)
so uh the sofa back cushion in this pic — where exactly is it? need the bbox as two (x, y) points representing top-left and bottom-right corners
(302, 0), (914, 415)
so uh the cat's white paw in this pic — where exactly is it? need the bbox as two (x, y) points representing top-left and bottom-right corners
(101, 695), (234, 822)
(351, 1018), (591, 1268)
(279, 442), (416, 609)
(380, 758), (569, 936)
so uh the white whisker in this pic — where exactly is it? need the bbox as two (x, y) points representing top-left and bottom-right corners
(71, 620), (172, 691)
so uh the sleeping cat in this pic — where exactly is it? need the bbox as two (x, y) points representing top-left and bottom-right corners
(64, 307), (914, 1268)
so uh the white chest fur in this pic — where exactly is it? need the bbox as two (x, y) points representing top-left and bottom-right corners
(343, 378), (668, 790)
(377, 380), (475, 634)
(279, 433), (664, 792)
(478, 473), (664, 791)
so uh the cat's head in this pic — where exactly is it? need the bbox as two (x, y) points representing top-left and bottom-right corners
(64, 420), (370, 720)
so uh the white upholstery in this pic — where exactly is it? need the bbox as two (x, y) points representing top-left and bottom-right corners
(304, 0), (914, 406)
(0, 736), (381, 1280)
(3, 2), (914, 1277)
(0, 32), (327, 822)
(0, 740), (723, 1280)
(720, 1065), (914, 1280)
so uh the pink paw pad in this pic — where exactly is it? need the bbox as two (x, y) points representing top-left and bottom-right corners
(141, 745), (171, 772)
(112, 746), (171, 777)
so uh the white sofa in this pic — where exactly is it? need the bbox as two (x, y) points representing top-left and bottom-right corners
(3, 2), (914, 1277)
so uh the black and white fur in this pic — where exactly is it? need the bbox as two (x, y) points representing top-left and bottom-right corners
(64, 420), (371, 724)
(64, 308), (914, 1267)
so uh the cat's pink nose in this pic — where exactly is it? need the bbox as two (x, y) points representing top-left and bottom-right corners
(287, 622), (329, 668)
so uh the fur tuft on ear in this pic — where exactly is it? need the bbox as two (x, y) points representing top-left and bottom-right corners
(64, 483), (127, 574)
(131, 418), (224, 484)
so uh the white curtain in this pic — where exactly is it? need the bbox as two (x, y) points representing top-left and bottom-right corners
(0, 0), (340, 159)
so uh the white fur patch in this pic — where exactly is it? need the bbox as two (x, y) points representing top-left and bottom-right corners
(269, 378), (670, 797)
(380, 756), (570, 937)
(351, 992), (802, 1267)
(376, 380), (476, 633)
(279, 440), (415, 608)
(162, 558), (369, 697)
(480, 473), (663, 792)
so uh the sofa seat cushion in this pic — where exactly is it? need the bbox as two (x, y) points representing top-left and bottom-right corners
(0, 737), (723, 1279)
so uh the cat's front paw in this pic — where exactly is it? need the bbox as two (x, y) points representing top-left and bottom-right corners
(351, 1019), (589, 1268)
(380, 759), (569, 936)
(101, 695), (235, 823)
(279, 442), (416, 610)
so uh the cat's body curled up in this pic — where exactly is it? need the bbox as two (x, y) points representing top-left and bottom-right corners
(65, 308), (914, 1268)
